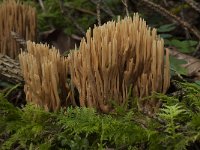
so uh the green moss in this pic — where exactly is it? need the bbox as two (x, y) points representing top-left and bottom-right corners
(0, 81), (200, 149)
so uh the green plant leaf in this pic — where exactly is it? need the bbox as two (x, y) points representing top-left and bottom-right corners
(157, 24), (176, 32)
(160, 33), (173, 39)
(159, 104), (185, 120)
(169, 40), (198, 53)
(195, 80), (200, 86)
(169, 56), (188, 75)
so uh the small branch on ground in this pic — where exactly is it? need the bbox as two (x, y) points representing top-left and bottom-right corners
(122, 0), (129, 16)
(97, 0), (102, 26)
(184, 0), (200, 13)
(90, 0), (115, 18)
(138, 0), (200, 40)
(0, 54), (23, 84)
(59, 0), (85, 35)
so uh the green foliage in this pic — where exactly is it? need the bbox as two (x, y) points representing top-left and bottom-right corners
(179, 82), (200, 113)
(57, 107), (147, 149)
(159, 104), (185, 135)
(0, 96), (148, 149)
(0, 92), (22, 135)
(158, 23), (176, 39)
(157, 24), (176, 32)
(169, 56), (188, 75)
(17, 0), (120, 35)
(1, 81), (200, 149)
(157, 23), (198, 76)
(167, 40), (198, 53)
(148, 81), (200, 150)
(0, 98), (59, 149)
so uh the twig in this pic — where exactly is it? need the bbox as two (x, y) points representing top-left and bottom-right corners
(68, 15), (85, 35)
(59, 0), (85, 35)
(97, 0), (102, 26)
(38, 0), (54, 29)
(59, 0), (64, 13)
(64, 4), (96, 16)
(170, 67), (186, 82)
(71, 34), (82, 41)
(90, 0), (115, 18)
(38, 0), (45, 12)
(180, 10), (191, 39)
(138, 0), (200, 40)
(163, 0), (169, 7)
(184, 0), (200, 13)
(122, 0), (129, 16)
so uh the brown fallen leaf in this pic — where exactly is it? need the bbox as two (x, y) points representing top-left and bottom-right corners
(168, 47), (200, 80)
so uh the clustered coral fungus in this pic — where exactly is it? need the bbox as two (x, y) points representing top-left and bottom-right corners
(19, 41), (72, 111)
(19, 14), (170, 113)
(0, 0), (36, 59)
(68, 14), (170, 113)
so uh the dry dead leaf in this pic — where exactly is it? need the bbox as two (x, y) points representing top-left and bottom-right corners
(168, 47), (200, 80)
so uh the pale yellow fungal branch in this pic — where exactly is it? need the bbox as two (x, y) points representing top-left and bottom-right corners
(0, 0), (36, 59)
(19, 41), (73, 111)
(68, 14), (170, 113)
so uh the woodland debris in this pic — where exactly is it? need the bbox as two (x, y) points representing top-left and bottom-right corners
(0, 54), (23, 84)
(138, 0), (200, 40)
(168, 47), (200, 80)
(184, 0), (200, 13)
